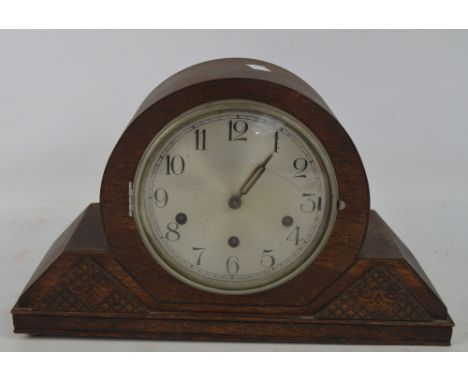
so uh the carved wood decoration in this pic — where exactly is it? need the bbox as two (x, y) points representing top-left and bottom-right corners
(315, 266), (432, 321)
(12, 58), (453, 345)
(39, 258), (147, 314)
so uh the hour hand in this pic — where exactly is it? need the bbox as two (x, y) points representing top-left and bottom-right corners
(239, 153), (273, 196)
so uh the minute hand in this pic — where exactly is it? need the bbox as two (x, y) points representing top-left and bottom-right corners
(239, 153), (273, 196)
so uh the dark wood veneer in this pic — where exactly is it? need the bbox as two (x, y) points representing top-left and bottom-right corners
(12, 204), (453, 344)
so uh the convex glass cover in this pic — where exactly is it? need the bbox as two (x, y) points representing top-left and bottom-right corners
(133, 100), (339, 294)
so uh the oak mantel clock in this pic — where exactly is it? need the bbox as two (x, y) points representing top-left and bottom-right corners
(12, 58), (453, 345)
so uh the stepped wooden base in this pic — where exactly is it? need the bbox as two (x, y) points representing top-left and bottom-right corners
(13, 312), (452, 345)
(12, 204), (453, 345)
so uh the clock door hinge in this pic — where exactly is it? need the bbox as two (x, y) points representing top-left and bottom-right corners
(128, 181), (134, 217)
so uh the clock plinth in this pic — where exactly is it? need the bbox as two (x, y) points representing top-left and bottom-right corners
(12, 203), (453, 345)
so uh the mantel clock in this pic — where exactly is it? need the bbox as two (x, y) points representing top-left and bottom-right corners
(12, 58), (453, 345)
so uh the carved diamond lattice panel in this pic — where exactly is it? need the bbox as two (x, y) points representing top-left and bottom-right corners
(316, 266), (432, 321)
(40, 258), (147, 314)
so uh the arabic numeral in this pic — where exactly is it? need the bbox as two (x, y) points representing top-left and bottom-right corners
(300, 193), (322, 213)
(226, 256), (240, 275)
(287, 226), (301, 246)
(165, 155), (185, 175)
(153, 188), (168, 208)
(192, 247), (206, 266)
(165, 222), (180, 242)
(228, 120), (248, 141)
(195, 128), (206, 150)
(274, 131), (279, 152)
(293, 158), (309, 178)
(260, 250), (275, 268)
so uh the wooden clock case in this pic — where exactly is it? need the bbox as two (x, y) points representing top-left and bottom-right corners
(12, 58), (453, 345)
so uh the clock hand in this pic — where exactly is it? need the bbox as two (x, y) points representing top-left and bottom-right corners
(239, 153), (274, 196)
(228, 153), (274, 210)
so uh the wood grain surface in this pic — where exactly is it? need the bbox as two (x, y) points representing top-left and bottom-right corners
(12, 59), (453, 344)
(100, 58), (370, 311)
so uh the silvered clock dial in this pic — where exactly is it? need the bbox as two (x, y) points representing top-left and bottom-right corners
(133, 100), (339, 294)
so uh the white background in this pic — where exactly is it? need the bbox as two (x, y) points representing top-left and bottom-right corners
(0, 30), (467, 351)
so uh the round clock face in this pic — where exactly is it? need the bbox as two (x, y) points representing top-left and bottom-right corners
(133, 100), (338, 294)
